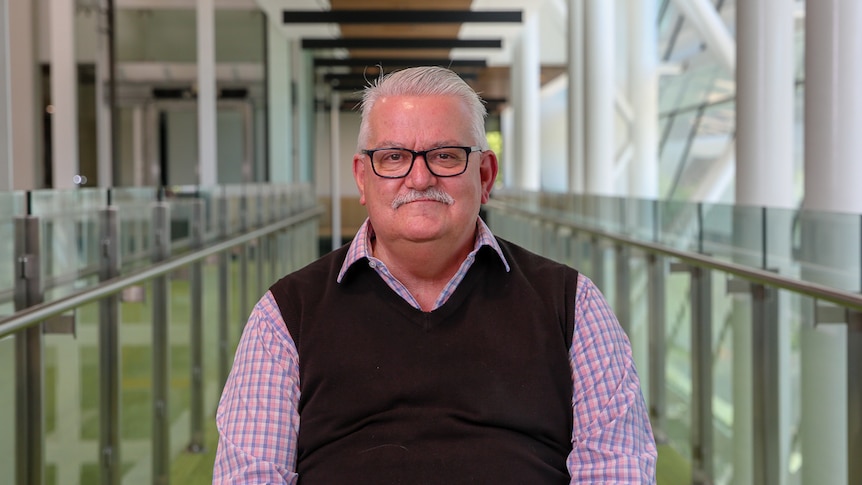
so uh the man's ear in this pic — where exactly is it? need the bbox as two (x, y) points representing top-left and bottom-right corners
(353, 154), (368, 205)
(479, 150), (499, 204)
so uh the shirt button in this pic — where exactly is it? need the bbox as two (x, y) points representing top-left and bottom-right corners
(368, 261), (377, 268)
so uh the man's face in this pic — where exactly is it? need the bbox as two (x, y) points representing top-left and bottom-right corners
(353, 94), (498, 247)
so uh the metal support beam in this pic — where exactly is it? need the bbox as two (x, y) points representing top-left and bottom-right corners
(14, 214), (43, 485)
(151, 199), (171, 485)
(99, 205), (121, 485)
(669, 0), (736, 73)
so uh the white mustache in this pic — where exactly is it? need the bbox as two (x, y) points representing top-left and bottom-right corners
(391, 188), (455, 209)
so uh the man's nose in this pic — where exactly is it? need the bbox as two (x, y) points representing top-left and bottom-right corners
(405, 154), (436, 188)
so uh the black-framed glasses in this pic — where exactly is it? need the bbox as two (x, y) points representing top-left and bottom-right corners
(361, 146), (482, 179)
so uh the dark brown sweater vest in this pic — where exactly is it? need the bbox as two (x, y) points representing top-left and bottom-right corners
(270, 239), (579, 484)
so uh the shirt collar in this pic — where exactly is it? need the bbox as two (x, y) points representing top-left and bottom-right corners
(337, 217), (510, 283)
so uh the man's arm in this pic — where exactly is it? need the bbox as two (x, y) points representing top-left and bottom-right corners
(567, 275), (657, 483)
(213, 292), (301, 484)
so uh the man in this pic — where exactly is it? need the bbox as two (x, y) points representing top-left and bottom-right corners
(213, 66), (657, 484)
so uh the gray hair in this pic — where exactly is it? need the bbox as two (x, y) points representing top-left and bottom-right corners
(356, 66), (489, 150)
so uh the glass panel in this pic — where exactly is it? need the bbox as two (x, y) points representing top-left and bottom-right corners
(113, 187), (157, 274)
(44, 301), (103, 484)
(711, 269), (734, 483)
(29, 188), (108, 301)
(664, 268), (692, 462)
(797, 209), (861, 292)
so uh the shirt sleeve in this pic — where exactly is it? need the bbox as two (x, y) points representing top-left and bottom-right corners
(212, 291), (301, 484)
(567, 275), (658, 484)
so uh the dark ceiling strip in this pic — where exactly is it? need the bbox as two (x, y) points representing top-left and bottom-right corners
(283, 10), (522, 24)
(324, 72), (478, 84)
(302, 38), (502, 49)
(313, 57), (488, 68)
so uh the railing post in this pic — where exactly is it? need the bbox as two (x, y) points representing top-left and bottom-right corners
(99, 202), (122, 485)
(590, 236), (605, 291)
(848, 310), (862, 485)
(689, 265), (714, 483)
(218, 189), (230, 387)
(256, 189), (264, 297)
(615, 244), (631, 336)
(151, 195), (171, 485)
(14, 212), (44, 485)
(239, 189), (249, 325)
(188, 198), (205, 452)
(750, 283), (780, 485)
(647, 253), (667, 442)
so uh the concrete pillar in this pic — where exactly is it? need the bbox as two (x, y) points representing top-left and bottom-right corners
(517, 11), (541, 190)
(566, 0), (585, 193)
(8, 0), (40, 190)
(50, 0), (79, 189)
(583, 0), (615, 195)
(267, 17), (293, 183)
(802, 0), (862, 483)
(627, 0), (659, 200)
(197, 0), (217, 186)
(0, 0), (11, 189)
(735, 1), (796, 483)
(95, 0), (112, 187)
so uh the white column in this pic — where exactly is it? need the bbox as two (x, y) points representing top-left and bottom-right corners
(132, 105), (145, 186)
(95, 0), (112, 187)
(0, 0), (11, 189)
(297, 47), (314, 184)
(627, 0), (658, 200)
(735, 1), (796, 484)
(9, 0), (40, 190)
(508, 32), (523, 190)
(583, 0), (615, 195)
(197, 0), (217, 186)
(267, 18), (293, 183)
(802, 1), (862, 484)
(50, 0), (79, 189)
(500, 106), (515, 189)
(518, 11), (541, 191)
(566, 0), (584, 193)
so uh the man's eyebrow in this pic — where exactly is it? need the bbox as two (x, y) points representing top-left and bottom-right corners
(372, 140), (465, 149)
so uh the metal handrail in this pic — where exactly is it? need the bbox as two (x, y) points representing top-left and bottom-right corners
(0, 205), (324, 339)
(485, 199), (862, 311)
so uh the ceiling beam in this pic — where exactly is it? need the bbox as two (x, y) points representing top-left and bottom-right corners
(283, 9), (522, 24)
(323, 71), (477, 84)
(302, 38), (502, 49)
(313, 57), (487, 68)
